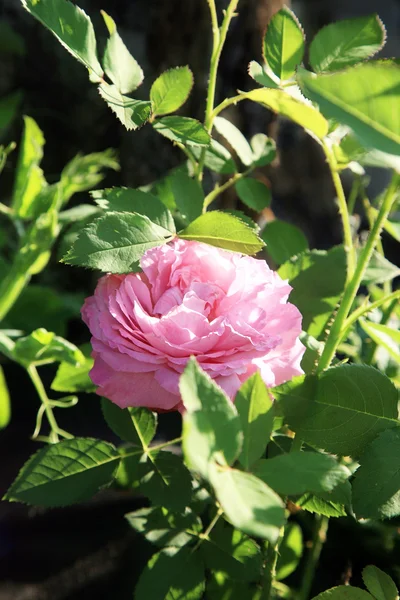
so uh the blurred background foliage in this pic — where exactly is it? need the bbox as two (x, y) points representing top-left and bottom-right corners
(0, 0), (400, 598)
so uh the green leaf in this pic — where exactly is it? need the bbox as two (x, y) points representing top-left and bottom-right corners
(243, 88), (328, 140)
(250, 134), (276, 167)
(13, 328), (85, 367)
(126, 506), (201, 548)
(262, 220), (308, 264)
(253, 452), (350, 496)
(235, 373), (274, 470)
(170, 171), (204, 224)
(276, 522), (303, 581)
(312, 587), (374, 599)
(137, 451), (193, 512)
(179, 211), (265, 255)
(135, 547), (205, 600)
(297, 63), (400, 156)
(362, 565), (398, 600)
(235, 178), (271, 211)
(210, 465), (286, 542)
(278, 246), (346, 339)
(101, 398), (157, 447)
(4, 438), (119, 506)
(191, 139), (237, 175)
(101, 11), (143, 94)
(153, 116), (211, 147)
(11, 116), (47, 219)
(213, 117), (254, 166)
(360, 319), (400, 366)
(248, 61), (279, 88)
(275, 365), (399, 457)
(21, 0), (103, 81)
(98, 82), (151, 130)
(51, 356), (94, 393)
(180, 358), (243, 479)
(92, 187), (175, 232)
(201, 524), (262, 582)
(15, 210), (58, 276)
(206, 571), (255, 600)
(0, 365), (11, 429)
(296, 481), (352, 518)
(150, 66), (193, 116)
(59, 204), (101, 224)
(309, 15), (386, 73)
(62, 212), (170, 273)
(352, 428), (400, 519)
(361, 251), (400, 286)
(263, 6), (305, 81)
(0, 91), (23, 132)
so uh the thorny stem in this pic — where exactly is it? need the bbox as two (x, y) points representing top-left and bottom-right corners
(191, 505), (224, 553)
(203, 166), (254, 211)
(298, 516), (329, 600)
(261, 527), (286, 599)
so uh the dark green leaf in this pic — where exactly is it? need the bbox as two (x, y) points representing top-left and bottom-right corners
(297, 63), (400, 156)
(262, 220), (308, 264)
(206, 572), (255, 600)
(92, 187), (175, 232)
(153, 116), (211, 147)
(296, 480), (352, 518)
(150, 66), (193, 116)
(101, 11), (143, 94)
(352, 428), (400, 519)
(21, 0), (103, 81)
(362, 565), (398, 600)
(4, 438), (119, 506)
(312, 587), (374, 599)
(170, 171), (204, 224)
(263, 6), (305, 80)
(235, 178), (271, 211)
(99, 82), (151, 130)
(0, 365), (11, 429)
(0, 91), (23, 132)
(62, 212), (170, 273)
(179, 211), (265, 255)
(235, 373), (274, 470)
(276, 522), (303, 581)
(309, 15), (386, 73)
(253, 452), (350, 496)
(135, 547), (205, 600)
(126, 506), (201, 548)
(101, 398), (157, 446)
(213, 117), (254, 166)
(181, 358), (243, 479)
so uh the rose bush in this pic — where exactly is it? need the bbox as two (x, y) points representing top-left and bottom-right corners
(82, 239), (305, 412)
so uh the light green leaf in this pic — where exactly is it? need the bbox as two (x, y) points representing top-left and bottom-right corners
(180, 358), (243, 478)
(135, 547), (205, 600)
(262, 220), (308, 264)
(248, 61), (279, 88)
(4, 438), (119, 506)
(179, 211), (265, 255)
(362, 565), (398, 600)
(170, 171), (204, 224)
(235, 373), (274, 470)
(309, 15), (386, 73)
(243, 88), (328, 140)
(360, 319), (400, 365)
(297, 481), (352, 518)
(276, 522), (303, 581)
(62, 212), (171, 273)
(278, 246), (346, 338)
(235, 178), (271, 211)
(101, 398), (157, 447)
(59, 204), (101, 224)
(352, 428), (400, 519)
(275, 365), (399, 456)
(51, 356), (94, 393)
(201, 524), (263, 582)
(98, 82), (151, 130)
(12, 116), (47, 219)
(21, 0), (103, 81)
(92, 187), (175, 232)
(312, 587), (374, 599)
(126, 506), (201, 548)
(150, 66), (193, 116)
(253, 452), (350, 496)
(13, 328), (85, 367)
(16, 209), (58, 276)
(210, 465), (286, 542)
(153, 116), (211, 147)
(0, 365), (11, 429)
(250, 134), (276, 167)
(101, 11), (143, 94)
(361, 251), (400, 285)
(297, 63), (400, 156)
(190, 139), (237, 174)
(0, 91), (23, 132)
(213, 116), (254, 166)
(263, 6), (305, 81)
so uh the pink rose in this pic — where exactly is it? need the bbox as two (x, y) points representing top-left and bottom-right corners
(81, 239), (305, 412)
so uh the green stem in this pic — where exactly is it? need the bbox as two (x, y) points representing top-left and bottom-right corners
(347, 176), (361, 216)
(191, 506), (224, 553)
(298, 515), (329, 600)
(175, 141), (198, 169)
(317, 171), (400, 373)
(261, 526), (286, 599)
(290, 435), (303, 453)
(149, 436), (183, 452)
(27, 365), (61, 443)
(203, 166), (254, 210)
(197, 0), (239, 183)
(341, 289), (400, 340)
(322, 141), (356, 281)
